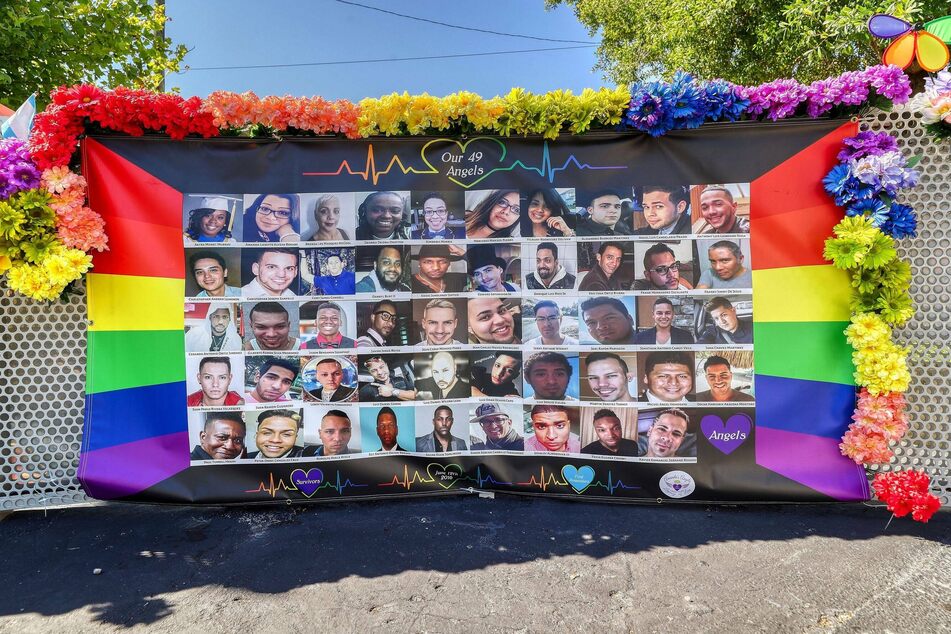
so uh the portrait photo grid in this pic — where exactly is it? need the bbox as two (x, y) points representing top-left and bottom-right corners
(182, 186), (755, 465)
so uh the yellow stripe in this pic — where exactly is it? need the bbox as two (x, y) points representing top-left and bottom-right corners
(88, 273), (184, 332)
(754, 265), (851, 322)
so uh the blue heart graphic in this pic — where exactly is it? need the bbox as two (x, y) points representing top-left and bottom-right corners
(561, 465), (596, 494)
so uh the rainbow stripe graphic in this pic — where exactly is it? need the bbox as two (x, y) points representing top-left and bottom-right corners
(749, 121), (868, 501)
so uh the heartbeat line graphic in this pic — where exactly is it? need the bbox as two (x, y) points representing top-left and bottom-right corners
(458, 465), (513, 488)
(592, 471), (641, 495)
(246, 471), (367, 498)
(515, 465), (569, 492)
(302, 140), (627, 188)
(379, 464), (436, 491)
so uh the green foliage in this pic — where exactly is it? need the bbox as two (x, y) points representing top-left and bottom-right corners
(0, 0), (187, 106)
(548, 0), (949, 84)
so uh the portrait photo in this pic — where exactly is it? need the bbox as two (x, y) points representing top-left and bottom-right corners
(522, 351), (580, 402)
(522, 404), (581, 454)
(579, 351), (638, 403)
(579, 406), (641, 457)
(690, 183), (750, 235)
(359, 405), (416, 453)
(185, 248), (242, 298)
(411, 190), (465, 240)
(299, 355), (358, 404)
(240, 247), (300, 298)
(356, 299), (414, 347)
(520, 188), (576, 239)
(184, 302), (242, 353)
(413, 350), (471, 401)
(185, 354), (245, 408)
(573, 188), (634, 237)
(357, 353), (417, 403)
(301, 404), (362, 457)
(355, 191), (412, 241)
(299, 300), (357, 350)
(522, 239), (578, 291)
(636, 350), (696, 404)
(240, 300), (301, 352)
(410, 243), (468, 294)
(695, 238), (752, 290)
(182, 193), (241, 244)
(414, 403), (469, 452)
(632, 240), (698, 292)
(466, 297), (521, 345)
(636, 407), (699, 459)
(469, 350), (522, 398)
(355, 244), (411, 294)
(188, 410), (248, 462)
(694, 350), (755, 403)
(578, 296), (637, 346)
(522, 297), (579, 347)
(466, 243), (521, 292)
(300, 247), (356, 296)
(692, 295), (754, 345)
(629, 184), (693, 235)
(412, 297), (467, 347)
(464, 189), (521, 239)
(467, 402), (524, 452)
(300, 192), (356, 242)
(634, 295), (697, 345)
(244, 408), (308, 460)
(242, 193), (302, 243)
(244, 355), (302, 404)
(577, 240), (634, 292)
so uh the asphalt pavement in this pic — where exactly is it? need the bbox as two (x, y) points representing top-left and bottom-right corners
(0, 495), (948, 633)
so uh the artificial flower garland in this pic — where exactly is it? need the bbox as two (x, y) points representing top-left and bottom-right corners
(822, 130), (941, 522)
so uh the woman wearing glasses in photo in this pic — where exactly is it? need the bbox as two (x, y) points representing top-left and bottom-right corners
(412, 193), (463, 240)
(244, 194), (301, 242)
(464, 189), (521, 238)
(522, 189), (575, 238)
(306, 194), (350, 241)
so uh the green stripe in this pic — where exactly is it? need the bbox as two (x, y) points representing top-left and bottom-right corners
(87, 330), (185, 394)
(754, 321), (854, 386)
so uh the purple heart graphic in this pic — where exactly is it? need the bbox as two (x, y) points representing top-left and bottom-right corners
(290, 468), (324, 498)
(672, 483), (683, 491)
(701, 414), (752, 455)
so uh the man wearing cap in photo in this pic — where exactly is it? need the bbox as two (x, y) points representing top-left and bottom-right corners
(470, 404), (524, 451)
(468, 244), (519, 292)
(576, 189), (633, 236)
(411, 244), (468, 293)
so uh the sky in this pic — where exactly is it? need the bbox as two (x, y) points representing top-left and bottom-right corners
(164, 0), (608, 101)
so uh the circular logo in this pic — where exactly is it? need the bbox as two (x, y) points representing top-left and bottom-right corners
(659, 470), (696, 499)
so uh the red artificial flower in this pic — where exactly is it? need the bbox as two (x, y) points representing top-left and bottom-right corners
(872, 470), (942, 523)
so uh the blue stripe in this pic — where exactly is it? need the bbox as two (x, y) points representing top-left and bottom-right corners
(83, 381), (188, 452)
(754, 374), (856, 439)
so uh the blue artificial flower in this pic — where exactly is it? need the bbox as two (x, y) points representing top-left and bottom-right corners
(668, 71), (707, 128)
(881, 202), (918, 238)
(822, 163), (851, 196)
(624, 81), (675, 137)
(703, 79), (749, 122)
(846, 197), (889, 226)
(834, 178), (881, 207)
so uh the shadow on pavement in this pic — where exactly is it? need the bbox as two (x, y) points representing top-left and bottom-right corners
(1, 495), (947, 626)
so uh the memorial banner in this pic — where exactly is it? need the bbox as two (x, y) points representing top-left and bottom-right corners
(79, 119), (870, 504)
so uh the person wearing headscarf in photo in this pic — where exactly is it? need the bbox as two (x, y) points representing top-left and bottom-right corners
(355, 191), (412, 240)
(306, 194), (350, 241)
(521, 189), (575, 238)
(465, 189), (521, 238)
(184, 196), (236, 243)
(412, 192), (463, 240)
(185, 304), (243, 353)
(244, 193), (301, 243)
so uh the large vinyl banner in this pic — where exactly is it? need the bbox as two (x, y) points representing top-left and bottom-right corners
(79, 120), (871, 505)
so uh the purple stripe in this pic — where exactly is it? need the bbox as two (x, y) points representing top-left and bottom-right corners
(756, 426), (870, 501)
(78, 431), (190, 499)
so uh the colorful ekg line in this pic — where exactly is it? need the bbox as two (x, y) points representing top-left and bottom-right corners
(591, 472), (640, 495)
(458, 466), (513, 488)
(302, 140), (627, 188)
(516, 466), (569, 492)
(379, 464), (437, 491)
(246, 471), (368, 497)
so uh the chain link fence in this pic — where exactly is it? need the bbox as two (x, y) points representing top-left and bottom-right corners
(1, 109), (948, 511)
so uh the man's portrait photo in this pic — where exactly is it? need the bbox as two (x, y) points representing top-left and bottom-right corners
(189, 411), (246, 461)
(632, 184), (692, 235)
(355, 244), (411, 294)
(355, 299), (412, 347)
(467, 297), (521, 345)
(523, 351), (579, 401)
(186, 248), (241, 298)
(579, 297), (637, 346)
(467, 244), (521, 292)
(186, 355), (245, 407)
(415, 404), (468, 452)
(184, 302), (242, 353)
(241, 301), (300, 351)
(470, 351), (522, 398)
(638, 351), (696, 404)
(302, 405), (361, 456)
(577, 241), (632, 292)
(244, 356), (301, 404)
(414, 351), (471, 401)
(632, 241), (697, 291)
(411, 190), (465, 240)
(299, 300), (357, 350)
(633, 296), (695, 345)
(524, 404), (581, 453)
(695, 239), (752, 289)
(410, 244), (468, 294)
(359, 405), (415, 452)
(246, 409), (306, 460)
(468, 403), (524, 451)
(580, 352), (637, 403)
(300, 355), (358, 403)
(691, 184), (750, 235)
(637, 407), (697, 459)
(697, 296), (754, 344)
(694, 352), (755, 402)
(575, 188), (632, 237)
(241, 247), (300, 298)
(580, 407), (640, 457)
(413, 298), (467, 347)
(357, 354), (417, 403)
(300, 247), (355, 296)
(523, 240), (577, 290)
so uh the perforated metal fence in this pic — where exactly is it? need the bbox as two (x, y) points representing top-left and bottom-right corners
(0, 109), (948, 511)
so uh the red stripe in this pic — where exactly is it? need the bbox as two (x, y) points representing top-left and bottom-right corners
(751, 202), (843, 270)
(750, 121), (857, 220)
(82, 138), (183, 229)
(90, 215), (184, 278)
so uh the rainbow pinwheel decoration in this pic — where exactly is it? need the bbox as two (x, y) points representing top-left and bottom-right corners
(868, 14), (951, 72)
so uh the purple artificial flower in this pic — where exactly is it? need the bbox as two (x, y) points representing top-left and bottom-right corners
(742, 78), (808, 120)
(837, 131), (899, 162)
(836, 71), (870, 106)
(862, 65), (912, 103)
(0, 138), (42, 201)
(10, 162), (40, 190)
(849, 151), (919, 196)
(926, 68), (951, 93)
(805, 78), (842, 118)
